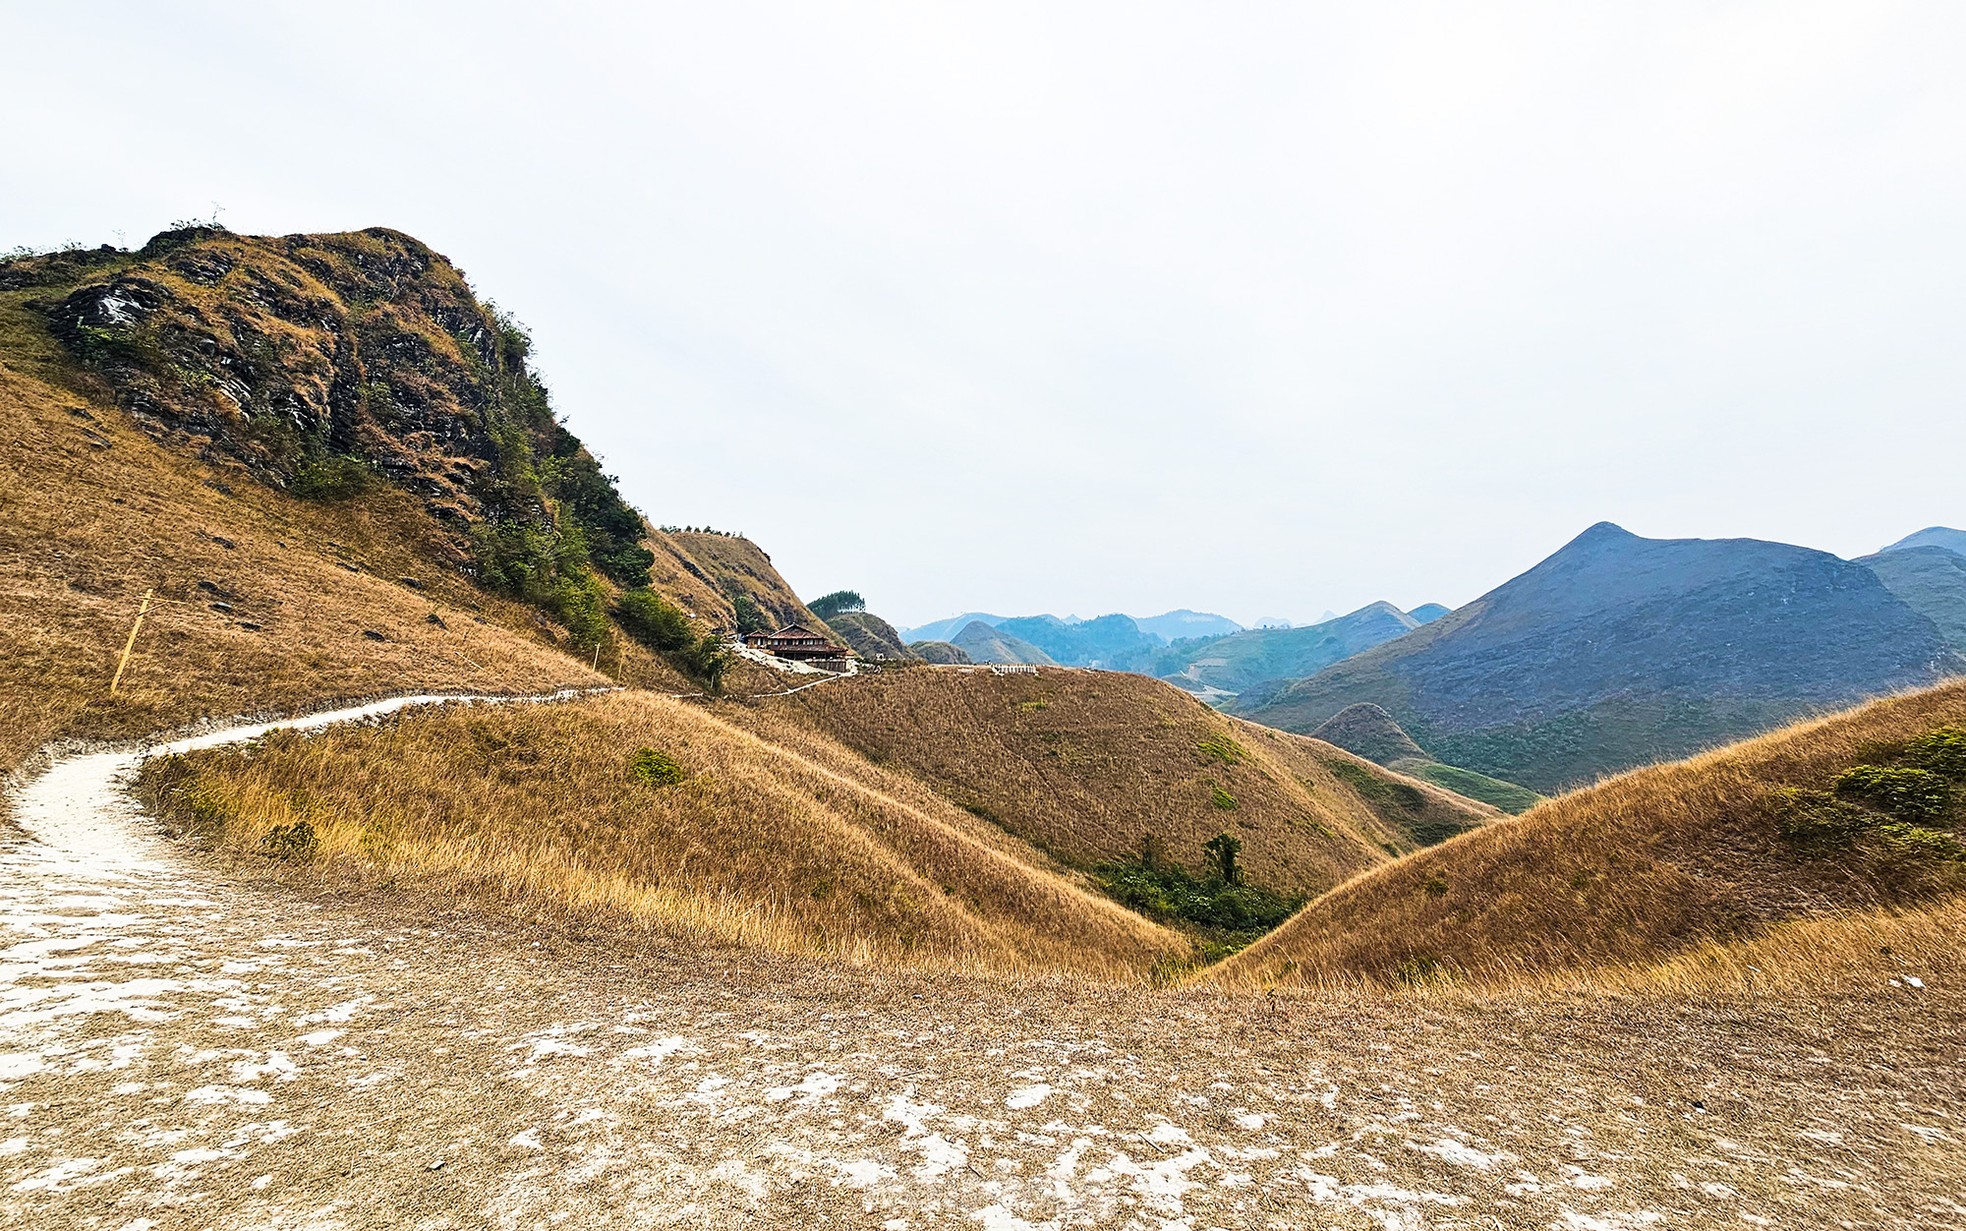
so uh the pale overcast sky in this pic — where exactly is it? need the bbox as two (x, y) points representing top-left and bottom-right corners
(7, 3), (1966, 627)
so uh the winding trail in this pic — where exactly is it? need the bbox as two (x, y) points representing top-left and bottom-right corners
(2, 696), (1959, 1229)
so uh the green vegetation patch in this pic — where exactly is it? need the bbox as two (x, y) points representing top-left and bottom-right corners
(629, 747), (686, 787)
(615, 588), (731, 688)
(260, 820), (319, 862)
(1209, 784), (1238, 810)
(1094, 858), (1300, 942)
(1904, 726), (1966, 780)
(1771, 725), (1966, 878)
(1833, 765), (1952, 826)
(1328, 758), (1426, 813)
(288, 455), (376, 501)
(1196, 733), (1247, 766)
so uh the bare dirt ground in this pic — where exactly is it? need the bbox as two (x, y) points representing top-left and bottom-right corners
(3, 703), (1963, 1230)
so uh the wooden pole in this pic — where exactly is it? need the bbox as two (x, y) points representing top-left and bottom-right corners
(111, 588), (155, 696)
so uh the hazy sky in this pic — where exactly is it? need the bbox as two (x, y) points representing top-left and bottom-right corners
(8, 3), (1966, 627)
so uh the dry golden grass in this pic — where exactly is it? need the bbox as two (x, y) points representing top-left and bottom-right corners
(1213, 679), (1966, 991)
(753, 667), (1498, 898)
(0, 353), (626, 775)
(137, 690), (1188, 978)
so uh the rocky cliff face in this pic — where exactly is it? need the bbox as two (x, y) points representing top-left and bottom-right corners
(9, 226), (652, 588)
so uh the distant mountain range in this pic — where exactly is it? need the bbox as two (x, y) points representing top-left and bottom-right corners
(904, 604), (1446, 684)
(903, 609), (1244, 647)
(1234, 522), (1966, 792)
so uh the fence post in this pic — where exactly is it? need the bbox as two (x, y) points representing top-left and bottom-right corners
(110, 588), (155, 696)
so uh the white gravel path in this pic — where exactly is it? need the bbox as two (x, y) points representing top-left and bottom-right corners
(1, 698), (1956, 1229)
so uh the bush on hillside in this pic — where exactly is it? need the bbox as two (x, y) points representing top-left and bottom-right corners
(260, 820), (319, 862)
(629, 748), (686, 787)
(728, 592), (769, 635)
(616, 588), (731, 689)
(615, 588), (695, 651)
(1833, 765), (1952, 825)
(288, 454), (375, 501)
(1203, 831), (1243, 883)
(1904, 726), (1966, 780)
(1094, 857), (1297, 938)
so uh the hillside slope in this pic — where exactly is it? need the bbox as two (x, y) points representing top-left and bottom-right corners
(0, 322), (613, 772)
(754, 669), (1497, 901)
(823, 610), (919, 661)
(1311, 704), (1543, 813)
(1238, 523), (1964, 791)
(1861, 546), (1966, 652)
(1217, 679), (1966, 988)
(1160, 602), (1418, 697)
(0, 227), (816, 688)
(141, 690), (1184, 976)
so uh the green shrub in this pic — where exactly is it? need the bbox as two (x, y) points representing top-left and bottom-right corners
(1203, 831), (1243, 883)
(549, 571), (609, 649)
(260, 820), (319, 862)
(629, 748), (685, 787)
(1209, 785), (1238, 811)
(1870, 822), (1966, 864)
(673, 633), (733, 691)
(729, 592), (768, 635)
(1196, 733), (1247, 765)
(1904, 727), (1966, 780)
(615, 588), (694, 651)
(289, 455), (375, 500)
(1771, 787), (1882, 850)
(1093, 855), (1297, 940)
(1833, 765), (1952, 825)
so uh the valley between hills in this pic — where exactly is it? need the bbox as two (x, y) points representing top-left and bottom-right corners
(2, 227), (1962, 1229)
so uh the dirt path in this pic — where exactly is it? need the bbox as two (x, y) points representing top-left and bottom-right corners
(3, 700), (1962, 1229)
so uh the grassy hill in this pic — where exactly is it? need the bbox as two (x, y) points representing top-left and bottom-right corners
(1311, 703), (1544, 813)
(665, 530), (823, 631)
(0, 244), (641, 767)
(951, 619), (1056, 665)
(1237, 523), (1965, 791)
(139, 690), (1184, 977)
(756, 669), (1498, 902)
(1159, 602), (1418, 697)
(1215, 679), (1966, 989)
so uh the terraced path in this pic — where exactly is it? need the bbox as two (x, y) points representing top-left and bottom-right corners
(2, 700), (1962, 1229)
